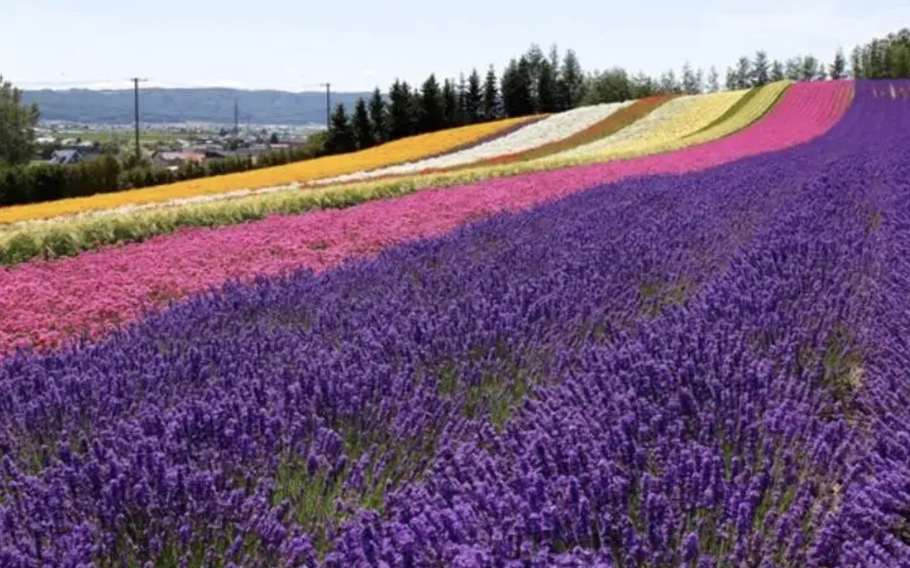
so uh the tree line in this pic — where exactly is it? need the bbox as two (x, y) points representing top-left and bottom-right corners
(324, 30), (910, 156)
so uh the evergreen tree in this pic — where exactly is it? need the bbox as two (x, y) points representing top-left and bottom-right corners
(659, 69), (679, 94)
(537, 61), (558, 112)
(482, 65), (501, 120)
(368, 88), (388, 143)
(351, 98), (375, 150)
(816, 62), (828, 81)
(548, 44), (560, 73)
(441, 78), (460, 128)
(850, 46), (864, 78)
(324, 103), (355, 154)
(784, 57), (803, 81)
(725, 67), (737, 91)
(735, 56), (752, 89)
(770, 60), (785, 82)
(466, 68), (483, 123)
(388, 80), (414, 140)
(752, 50), (770, 86)
(801, 56), (821, 81)
(707, 66), (720, 93)
(406, 83), (423, 133)
(502, 57), (534, 117)
(418, 74), (445, 133)
(632, 72), (656, 97)
(557, 49), (585, 110)
(830, 48), (847, 79)
(681, 61), (700, 94)
(456, 73), (468, 126)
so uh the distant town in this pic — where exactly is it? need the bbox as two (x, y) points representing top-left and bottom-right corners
(34, 120), (326, 170)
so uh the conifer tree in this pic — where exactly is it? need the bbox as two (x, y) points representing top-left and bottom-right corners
(368, 87), (388, 143)
(725, 67), (737, 91)
(681, 62), (700, 94)
(482, 65), (501, 120)
(770, 60), (785, 82)
(441, 78), (460, 128)
(466, 68), (483, 123)
(388, 80), (415, 140)
(706, 66), (720, 93)
(418, 74), (445, 132)
(537, 60), (558, 112)
(735, 56), (752, 89)
(752, 50), (770, 86)
(324, 103), (355, 154)
(830, 48), (847, 79)
(351, 98), (375, 150)
(557, 49), (585, 110)
(850, 46), (864, 78)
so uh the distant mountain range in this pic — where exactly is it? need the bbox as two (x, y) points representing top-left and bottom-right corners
(22, 88), (373, 126)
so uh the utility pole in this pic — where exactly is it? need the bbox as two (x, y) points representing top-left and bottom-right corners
(233, 101), (239, 138)
(319, 82), (331, 128)
(130, 78), (148, 161)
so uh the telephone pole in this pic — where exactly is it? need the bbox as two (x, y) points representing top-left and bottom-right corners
(130, 78), (148, 160)
(319, 82), (331, 128)
(233, 101), (239, 138)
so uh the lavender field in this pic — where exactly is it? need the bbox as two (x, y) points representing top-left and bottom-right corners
(1, 81), (909, 567)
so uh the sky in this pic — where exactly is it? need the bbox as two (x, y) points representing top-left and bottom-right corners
(2, 0), (908, 93)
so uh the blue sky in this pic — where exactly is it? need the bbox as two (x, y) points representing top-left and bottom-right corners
(3, 0), (908, 92)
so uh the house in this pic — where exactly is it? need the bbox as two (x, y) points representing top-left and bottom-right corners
(47, 149), (84, 166)
(152, 150), (205, 168)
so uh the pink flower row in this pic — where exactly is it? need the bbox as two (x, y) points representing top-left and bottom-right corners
(0, 81), (853, 355)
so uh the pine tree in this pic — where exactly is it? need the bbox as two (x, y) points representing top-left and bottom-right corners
(830, 48), (847, 79)
(785, 57), (803, 81)
(632, 72), (656, 97)
(558, 49), (585, 110)
(325, 103), (355, 154)
(502, 58), (534, 117)
(537, 61), (558, 112)
(707, 66), (720, 93)
(816, 62), (828, 81)
(735, 56), (752, 89)
(801, 56), (820, 81)
(681, 62), (700, 94)
(482, 65), (500, 120)
(770, 60), (785, 82)
(418, 74), (444, 133)
(388, 80), (413, 140)
(725, 67), (737, 91)
(441, 78), (460, 128)
(466, 69), (483, 123)
(850, 46), (864, 78)
(351, 98), (375, 150)
(368, 88), (388, 143)
(659, 69), (679, 94)
(752, 51), (770, 86)
(457, 73), (468, 126)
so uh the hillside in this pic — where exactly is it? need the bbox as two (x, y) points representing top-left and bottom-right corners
(21, 87), (371, 125)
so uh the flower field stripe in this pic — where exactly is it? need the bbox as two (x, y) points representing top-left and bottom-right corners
(480, 95), (673, 165)
(313, 102), (633, 185)
(0, 83), (850, 271)
(0, 115), (538, 225)
(684, 81), (788, 138)
(0, 81), (904, 567)
(538, 88), (748, 163)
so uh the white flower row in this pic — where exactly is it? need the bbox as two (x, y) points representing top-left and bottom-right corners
(312, 101), (634, 185)
(541, 96), (701, 161)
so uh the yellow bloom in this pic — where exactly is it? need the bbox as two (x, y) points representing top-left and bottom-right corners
(0, 116), (537, 225)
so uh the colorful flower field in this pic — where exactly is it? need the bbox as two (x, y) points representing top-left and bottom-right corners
(2, 80), (910, 568)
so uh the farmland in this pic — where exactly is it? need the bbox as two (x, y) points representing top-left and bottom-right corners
(1, 79), (909, 568)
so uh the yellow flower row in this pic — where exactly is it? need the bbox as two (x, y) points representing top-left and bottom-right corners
(535, 88), (750, 166)
(679, 81), (791, 146)
(0, 116), (538, 225)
